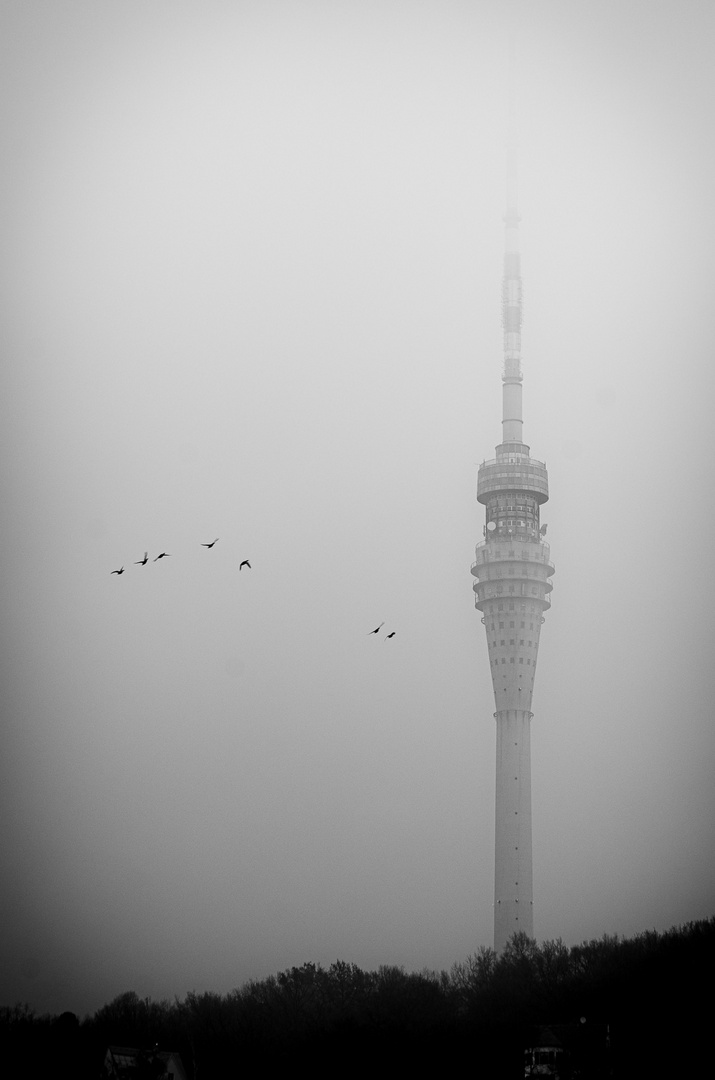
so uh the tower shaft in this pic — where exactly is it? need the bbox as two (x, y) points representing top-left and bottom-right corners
(472, 70), (554, 952)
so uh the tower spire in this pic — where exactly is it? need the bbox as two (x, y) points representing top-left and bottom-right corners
(502, 33), (523, 443)
(471, 40), (555, 952)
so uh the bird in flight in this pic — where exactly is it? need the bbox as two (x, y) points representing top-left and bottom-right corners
(201, 539), (219, 548)
(239, 559), (251, 571)
(368, 622), (385, 635)
(154, 552), (171, 561)
(385, 632), (396, 640)
(135, 552), (148, 566)
(111, 567), (125, 576)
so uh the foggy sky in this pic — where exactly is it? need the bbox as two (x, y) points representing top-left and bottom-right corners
(1, 0), (714, 1017)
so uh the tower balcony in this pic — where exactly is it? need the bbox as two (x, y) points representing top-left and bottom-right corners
(473, 538), (553, 566)
(471, 577), (553, 613)
(477, 456), (549, 504)
(470, 539), (555, 614)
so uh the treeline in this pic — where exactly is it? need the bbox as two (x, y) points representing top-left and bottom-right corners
(2, 917), (713, 1077)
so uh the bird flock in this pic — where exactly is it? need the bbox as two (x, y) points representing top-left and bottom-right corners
(111, 542), (394, 639)
(110, 539), (251, 576)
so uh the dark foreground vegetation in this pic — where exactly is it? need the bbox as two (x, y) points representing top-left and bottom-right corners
(2, 917), (712, 1078)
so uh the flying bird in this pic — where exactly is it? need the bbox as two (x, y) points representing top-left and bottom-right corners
(110, 567), (124, 576)
(154, 552), (171, 561)
(135, 552), (148, 565)
(201, 539), (219, 548)
(368, 622), (385, 635)
(239, 560), (251, 570)
(385, 632), (396, 640)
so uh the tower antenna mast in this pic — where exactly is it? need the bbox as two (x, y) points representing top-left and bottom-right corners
(503, 30), (523, 437)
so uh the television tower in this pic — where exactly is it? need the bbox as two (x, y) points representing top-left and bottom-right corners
(471, 62), (554, 952)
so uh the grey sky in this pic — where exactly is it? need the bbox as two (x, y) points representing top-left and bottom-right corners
(1, 0), (713, 1016)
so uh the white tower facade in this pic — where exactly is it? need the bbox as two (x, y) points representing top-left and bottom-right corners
(471, 102), (554, 952)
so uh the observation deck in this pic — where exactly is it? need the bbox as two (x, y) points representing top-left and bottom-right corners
(477, 453), (549, 504)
